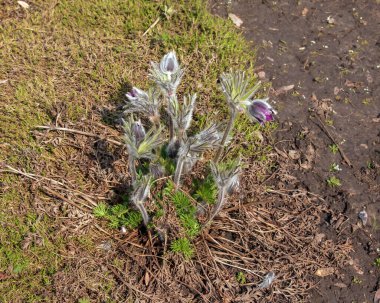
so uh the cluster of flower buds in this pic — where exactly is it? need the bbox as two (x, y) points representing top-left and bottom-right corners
(122, 51), (277, 228)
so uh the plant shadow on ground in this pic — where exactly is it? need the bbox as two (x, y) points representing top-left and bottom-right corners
(100, 80), (132, 128)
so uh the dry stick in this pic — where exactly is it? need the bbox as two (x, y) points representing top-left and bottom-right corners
(1, 164), (99, 207)
(41, 186), (91, 212)
(214, 257), (260, 278)
(310, 115), (352, 167)
(214, 108), (237, 163)
(35, 125), (123, 146)
(174, 278), (211, 303)
(1, 164), (64, 185)
(142, 17), (160, 36)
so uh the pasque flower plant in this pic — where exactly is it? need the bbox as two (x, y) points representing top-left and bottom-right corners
(120, 51), (276, 236)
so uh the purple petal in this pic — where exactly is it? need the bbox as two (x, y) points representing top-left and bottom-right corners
(248, 99), (275, 124)
(160, 51), (178, 74)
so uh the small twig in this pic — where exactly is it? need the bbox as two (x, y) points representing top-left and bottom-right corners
(41, 186), (92, 212)
(1, 164), (64, 185)
(2, 164), (100, 206)
(142, 17), (161, 36)
(214, 257), (260, 277)
(310, 115), (352, 167)
(35, 125), (123, 146)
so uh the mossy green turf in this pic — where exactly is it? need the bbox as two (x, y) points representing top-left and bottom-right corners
(0, 0), (263, 301)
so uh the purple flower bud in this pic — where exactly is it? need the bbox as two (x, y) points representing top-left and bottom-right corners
(160, 51), (179, 75)
(126, 87), (147, 102)
(131, 120), (146, 146)
(248, 98), (276, 124)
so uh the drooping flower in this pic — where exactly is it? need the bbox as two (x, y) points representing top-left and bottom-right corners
(124, 87), (161, 124)
(220, 70), (261, 111)
(149, 51), (184, 96)
(247, 98), (277, 124)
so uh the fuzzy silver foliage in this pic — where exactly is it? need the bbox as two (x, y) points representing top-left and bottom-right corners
(124, 87), (161, 124)
(210, 158), (241, 194)
(174, 124), (222, 185)
(182, 123), (222, 155)
(168, 93), (197, 136)
(220, 70), (261, 111)
(206, 159), (242, 224)
(131, 175), (151, 226)
(149, 162), (165, 179)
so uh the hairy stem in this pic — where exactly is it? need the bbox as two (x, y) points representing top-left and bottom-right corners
(137, 202), (150, 226)
(174, 156), (184, 187)
(169, 118), (174, 142)
(166, 93), (175, 142)
(129, 156), (137, 183)
(206, 187), (226, 225)
(214, 108), (237, 163)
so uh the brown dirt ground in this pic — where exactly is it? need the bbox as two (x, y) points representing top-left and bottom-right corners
(210, 0), (380, 302)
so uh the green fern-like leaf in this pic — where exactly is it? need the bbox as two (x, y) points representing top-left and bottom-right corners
(171, 238), (194, 259)
(163, 179), (175, 197)
(108, 215), (121, 228)
(110, 204), (130, 218)
(171, 191), (200, 237)
(179, 213), (200, 238)
(122, 211), (142, 229)
(93, 203), (108, 218)
(194, 174), (217, 205)
(172, 191), (195, 213)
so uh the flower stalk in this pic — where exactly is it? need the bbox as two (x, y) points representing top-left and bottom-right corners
(128, 156), (137, 183)
(131, 176), (151, 226)
(214, 107), (237, 163)
(205, 186), (226, 225)
(174, 156), (184, 186)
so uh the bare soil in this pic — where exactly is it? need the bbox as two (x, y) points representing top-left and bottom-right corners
(210, 0), (380, 302)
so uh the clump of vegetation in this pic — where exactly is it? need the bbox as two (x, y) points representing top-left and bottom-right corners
(373, 257), (380, 267)
(327, 176), (341, 187)
(94, 51), (276, 257)
(329, 144), (339, 154)
(236, 271), (247, 284)
(170, 238), (194, 259)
